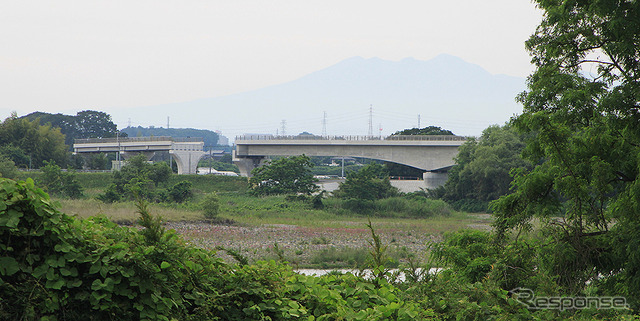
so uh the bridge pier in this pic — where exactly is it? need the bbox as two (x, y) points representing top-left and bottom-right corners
(423, 171), (449, 189)
(169, 150), (205, 175)
(233, 153), (265, 177)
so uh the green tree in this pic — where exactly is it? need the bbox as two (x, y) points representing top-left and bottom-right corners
(20, 110), (122, 148)
(0, 155), (18, 179)
(440, 125), (531, 212)
(0, 114), (68, 167)
(39, 161), (83, 198)
(201, 193), (220, 219)
(249, 155), (318, 196)
(100, 154), (173, 202)
(333, 163), (398, 200)
(492, 0), (640, 305)
(391, 126), (454, 136)
(168, 180), (193, 203)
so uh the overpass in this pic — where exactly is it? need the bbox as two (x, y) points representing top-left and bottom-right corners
(233, 135), (467, 188)
(73, 136), (205, 174)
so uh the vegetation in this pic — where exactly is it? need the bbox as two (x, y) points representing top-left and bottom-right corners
(391, 126), (454, 136)
(200, 193), (220, 219)
(39, 161), (83, 199)
(20, 110), (121, 147)
(491, 0), (640, 310)
(122, 125), (220, 146)
(432, 124), (531, 212)
(0, 113), (69, 167)
(249, 155), (318, 196)
(0, 155), (17, 179)
(98, 154), (177, 203)
(333, 163), (398, 201)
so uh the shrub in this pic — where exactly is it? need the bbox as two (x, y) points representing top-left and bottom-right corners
(39, 161), (83, 198)
(168, 180), (193, 203)
(201, 192), (220, 219)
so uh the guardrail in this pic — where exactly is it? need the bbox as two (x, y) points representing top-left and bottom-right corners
(75, 136), (203, 144)
(235, 135), (467, 141)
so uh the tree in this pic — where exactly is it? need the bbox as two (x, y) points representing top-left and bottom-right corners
(249, 155), (317, 196)
(333, 163), (398, 201)
(20, 110), (122, 148)
(492, 0), (640, 304)
(391, 126), (454, 136)
(99, 154), (174, 202)
(440, 125), (531, 212)
(0, 155), (18, 179)
(39, 161), (83, 198)
(0, 114), (68, 167)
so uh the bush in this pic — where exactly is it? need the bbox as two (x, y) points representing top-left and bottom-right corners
(168, 180), (193, 203)
(333, 163), (398, 200)
(201, 193), (220, 219)
(0, 155), (17, 179)
(39, 161), (83, 198)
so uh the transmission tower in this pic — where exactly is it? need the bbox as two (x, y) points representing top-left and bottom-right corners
(280, 119), (286, 136)
(322, 111), (327, 137)
(417, 114), (421, 128)
(368, 104), (373, 137)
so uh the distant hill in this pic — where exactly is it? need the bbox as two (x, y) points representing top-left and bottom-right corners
(121, 126), (226, 147)
(110, 54), (525, 139)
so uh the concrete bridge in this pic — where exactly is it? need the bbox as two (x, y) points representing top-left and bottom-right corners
(233, 135), (467, 188)
(73, 136), (205, 174)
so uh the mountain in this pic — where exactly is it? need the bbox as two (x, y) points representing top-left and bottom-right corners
(112, 54), (525, 140)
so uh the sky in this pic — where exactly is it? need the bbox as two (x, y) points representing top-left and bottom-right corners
(0, 0), (543, 131)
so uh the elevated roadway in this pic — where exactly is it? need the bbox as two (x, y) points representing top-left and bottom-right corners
(233, 135), (467, 188)
(73, 136), (204, 175)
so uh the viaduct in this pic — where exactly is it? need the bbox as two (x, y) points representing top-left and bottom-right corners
(233, 135), (466, 188)
(73, 136), (204, 175)
(73, 135), (466, 189)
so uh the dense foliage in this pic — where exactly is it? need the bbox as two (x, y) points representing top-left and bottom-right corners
(249, 155), (318, 196)
(0, 113), (69, 168)
(391, 126), (454, 136)
(122, 126), (220, 147)
(435, 125), (531, 212)
(333, 163), (398, 201)
(492, 0), (640, 309)
(21, 110), (121, 148)
(98, 154), (179, 203)
(39, 161), (83, 199)
(0, 178), (443, 320)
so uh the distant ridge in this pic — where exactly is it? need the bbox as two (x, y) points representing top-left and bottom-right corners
(113, 55), (525, 139)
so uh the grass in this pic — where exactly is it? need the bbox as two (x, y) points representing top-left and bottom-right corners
(56, 198), (204, 224)
(15, 170), (495, 268)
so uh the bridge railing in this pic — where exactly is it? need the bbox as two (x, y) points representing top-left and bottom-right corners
(75, 136), (203, 144)
(235, 135), (467, 141)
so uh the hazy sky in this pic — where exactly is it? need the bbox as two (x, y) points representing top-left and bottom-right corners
(0, 1), (543, 128)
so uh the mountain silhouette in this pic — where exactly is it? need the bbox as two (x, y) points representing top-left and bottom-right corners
(116, 54), (525, 140)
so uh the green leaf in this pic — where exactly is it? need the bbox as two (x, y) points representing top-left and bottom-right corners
(0, 257), (19, 276)
(160, 261), (171, 269)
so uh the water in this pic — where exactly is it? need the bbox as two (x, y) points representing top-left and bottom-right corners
(295, 268), (442, 281)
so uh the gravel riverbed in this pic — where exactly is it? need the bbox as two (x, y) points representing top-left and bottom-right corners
(165, 221), (441, 267)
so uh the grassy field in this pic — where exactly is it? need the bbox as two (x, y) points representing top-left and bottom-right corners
(19, 171), (494, 268)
